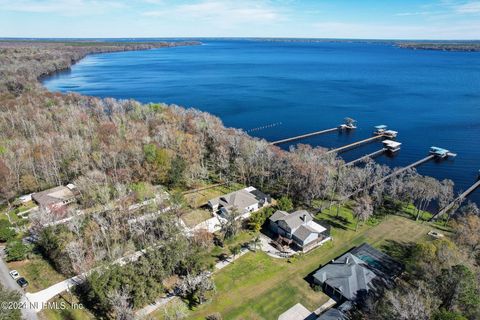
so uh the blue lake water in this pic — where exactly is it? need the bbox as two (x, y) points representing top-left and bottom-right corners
(43, 40), (480, 206)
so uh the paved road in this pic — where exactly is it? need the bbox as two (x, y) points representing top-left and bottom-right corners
(0, 246), (38, 319)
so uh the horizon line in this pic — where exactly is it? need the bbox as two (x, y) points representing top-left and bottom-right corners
(1, 36), (480, 42)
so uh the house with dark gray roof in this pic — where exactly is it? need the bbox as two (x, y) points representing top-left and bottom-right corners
(316, 308), (348, 320)
(269, 210), (331, 251)
(208, 186), (271, 219)
(313, 243), (403, 303)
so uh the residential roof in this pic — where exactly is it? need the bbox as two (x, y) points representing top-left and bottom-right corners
(317, 308), (348, 320)
(270, 210), (327, 242)
(270, 210), (289, 222)
(209, 187), (265, 212)
(283, 210), (313, 230)
(278, 303), (313, 320)
(32, 186), (76, 208)
(313, 243), (403, 302)
(293, 221), (327, 242)
(293, 225), (316, 242)
(313, 253), (377, 301)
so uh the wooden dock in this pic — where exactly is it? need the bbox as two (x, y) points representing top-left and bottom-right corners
(345, 148), (386, 166)
(430, 178), (480, 221)
(342, 154), (435, 200)
(270, 127), (338, 145)
(326, 135), (384, 155)
(372, 155), (434, 186)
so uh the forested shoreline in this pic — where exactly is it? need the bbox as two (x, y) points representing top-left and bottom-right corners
(0, 40), (200, 95)
(396, 42), (480, 52)
(1, 41), (479, 320)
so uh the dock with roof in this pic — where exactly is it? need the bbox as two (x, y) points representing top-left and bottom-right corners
(429, 146), (457, 158)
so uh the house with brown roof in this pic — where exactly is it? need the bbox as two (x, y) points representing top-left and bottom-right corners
(32, 184), (79, 212)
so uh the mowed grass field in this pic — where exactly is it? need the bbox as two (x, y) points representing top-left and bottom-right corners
(164, 214), (437, 320)
(8, 254), (66, 293)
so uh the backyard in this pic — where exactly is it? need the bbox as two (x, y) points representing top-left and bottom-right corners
(156, 212), (441, 320)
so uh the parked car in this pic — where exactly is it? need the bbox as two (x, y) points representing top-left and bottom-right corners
(9, 270), (20, 280)
(16, 277), (28, 288)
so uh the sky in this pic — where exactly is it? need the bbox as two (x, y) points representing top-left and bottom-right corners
(1, 0), (480, 40)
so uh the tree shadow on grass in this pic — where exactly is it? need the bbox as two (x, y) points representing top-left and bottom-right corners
(318, 216), (349, 231)
(380, 239), (415, 264)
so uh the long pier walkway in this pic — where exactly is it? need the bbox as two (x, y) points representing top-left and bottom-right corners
(270, 127), (338, 145)
(342, 154), (435, 200)
(326, 135), (384, 155)
(372, 155), (434, 186)
(345, 148), (386, 166)
(430, 178), (480, 221)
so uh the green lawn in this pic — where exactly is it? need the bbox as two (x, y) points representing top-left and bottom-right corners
(172, 214), (438, 320)
(195, 230), (258, 269)
(38, 294), (94, 320)
(8, 255), (66, 293)
(181, 209), (213, 228)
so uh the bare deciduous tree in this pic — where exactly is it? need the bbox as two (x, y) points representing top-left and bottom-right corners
(107, 288), (134, 320)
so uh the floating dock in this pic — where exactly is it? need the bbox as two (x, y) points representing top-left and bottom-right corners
(430, 176), (480, 221)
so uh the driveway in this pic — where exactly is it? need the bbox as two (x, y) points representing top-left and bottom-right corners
(0, 246), (38, 319)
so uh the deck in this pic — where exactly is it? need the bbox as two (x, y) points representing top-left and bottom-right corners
(342, 155), (435, 200)
(345, 148), (386, 166)
(430, 178), (480, 220)
(269, 127), (339, 145)
(326, 135), (384, 155)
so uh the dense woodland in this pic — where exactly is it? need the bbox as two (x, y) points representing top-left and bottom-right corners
(397, 42), (480, 52)
(0, 41), (479, 320)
